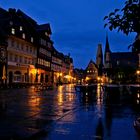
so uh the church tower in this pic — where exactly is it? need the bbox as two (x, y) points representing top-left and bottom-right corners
(104, 35), (112, 69)
(96, 43), (103, 76)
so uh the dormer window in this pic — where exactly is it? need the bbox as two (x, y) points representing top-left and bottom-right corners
(31, 37), (33, 43)
(22, 33), (25, 39)
(11, 28), (15, 34)
(19, 26), (23, 31)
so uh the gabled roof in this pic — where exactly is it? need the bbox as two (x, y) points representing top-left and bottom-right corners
(0, 7), (8, 18)
(37, 23), (52, 34)
(86, 59), (97, 70)
(17, 9), (37, 27)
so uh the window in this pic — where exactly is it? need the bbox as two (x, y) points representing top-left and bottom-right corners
(22, 33), (25, 39)
(14, 71), (21, 82)
(32, 48), (35, 54)
(40, 38), (46, 46)
(9, 53), (13, 61)
(21, 44), (23, 50)
(11, 40), (14, 47)
(16, 42), (19, 49)
(9, 21), (13, 25)
(24, 57), (27, 64)
(30, 59), (32, 64)
(26, 46), (28, 52)
(15, 55), (18, 62)
(20, 26), (23, 31)
(117, 60), (120, 65)
(31, 37), (33, 43)
(48, 42), (51, 48)
(30, 47), (32, 53)
(45, 32), (48, 36)
(19, 56), (22, 63)
(11, 28), (15, 34)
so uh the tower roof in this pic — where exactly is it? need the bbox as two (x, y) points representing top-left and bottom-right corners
(105, 34), (111, 53)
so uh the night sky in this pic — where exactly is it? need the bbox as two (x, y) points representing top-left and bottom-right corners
(0, 0), (136, 69)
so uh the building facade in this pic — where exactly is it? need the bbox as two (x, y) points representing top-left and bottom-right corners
(104, 35), (139, 83)
(0, 26), (7, 86)
(85, 60), (98, 84)
(36, 24), (52, 85)
(0, 7), (73, 87)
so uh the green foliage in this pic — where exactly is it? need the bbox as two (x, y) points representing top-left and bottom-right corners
(104, 0), (140, 35)
(104, 0), (140, 53)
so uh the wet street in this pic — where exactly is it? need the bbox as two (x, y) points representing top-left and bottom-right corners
(0, 84), (140, 140)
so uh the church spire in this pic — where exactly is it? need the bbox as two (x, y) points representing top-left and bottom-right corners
(104, 34), (112, 69)
(96, 43), (103, 76)
(96, 44), (103, 66)
(105, 33), (111, 53)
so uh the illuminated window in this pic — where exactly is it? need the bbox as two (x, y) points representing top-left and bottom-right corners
(31, 37), (33, 43)
(45, 32), (49, 36)
(22, 33), (25, 39)
(19, 26), (23, 31)
(11, 28), (15, 34)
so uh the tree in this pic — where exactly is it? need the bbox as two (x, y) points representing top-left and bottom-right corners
(104, 0), (140, 53)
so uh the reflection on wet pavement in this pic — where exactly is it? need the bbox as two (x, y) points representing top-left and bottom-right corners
(38, 84), (140, 140)
(1, 84), (140, 139)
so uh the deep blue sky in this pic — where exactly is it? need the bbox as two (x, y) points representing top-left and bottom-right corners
(0, 0), (136, 69)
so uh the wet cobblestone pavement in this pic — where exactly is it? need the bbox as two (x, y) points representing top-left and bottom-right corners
(0, 84), (140, 140)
